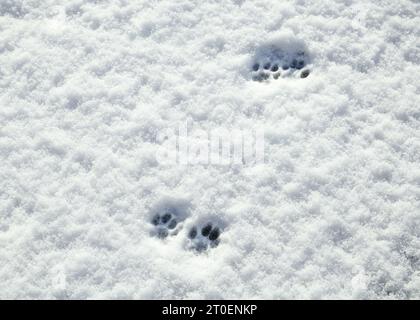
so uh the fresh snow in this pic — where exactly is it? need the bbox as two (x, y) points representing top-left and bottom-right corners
(0, 0), (419, 299)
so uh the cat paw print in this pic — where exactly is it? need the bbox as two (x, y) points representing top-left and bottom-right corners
(149, 197), (191, 239)
(187, 222), (222, 252)
(151, 207), (181, 239)
(251, 42), (311, 82)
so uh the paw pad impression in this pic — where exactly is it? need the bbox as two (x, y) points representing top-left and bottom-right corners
(188, 222), (222, 252)
(151, 208), (180, 239)
(251, 39), (311, 82)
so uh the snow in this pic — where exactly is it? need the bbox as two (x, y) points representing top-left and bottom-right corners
(0, 0), (419, 299)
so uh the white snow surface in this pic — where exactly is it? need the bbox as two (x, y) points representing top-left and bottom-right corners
(1, 0), (420, 299)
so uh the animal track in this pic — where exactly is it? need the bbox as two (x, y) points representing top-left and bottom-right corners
(149, 197), (191, 239)
(187, 222), (222, 252)
(151, 212), (223, 252)
(149, 199), (223, 252)
(151, 207), (181, 239)
(251, 43), (311, 82)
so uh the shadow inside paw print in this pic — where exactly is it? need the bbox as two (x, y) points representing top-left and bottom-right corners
(251, 43), (311, 82)
(151, 208), (180, 239)
(149, 197), (191, 240)
(188, 222), (221, 252)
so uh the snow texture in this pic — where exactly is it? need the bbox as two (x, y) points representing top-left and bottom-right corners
(0, 0), (420, 299)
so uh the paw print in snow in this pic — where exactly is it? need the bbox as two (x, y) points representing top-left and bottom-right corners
(251, 40), (311, 82)
(187, 222), (222, 252)
(151, 208), (180, 239)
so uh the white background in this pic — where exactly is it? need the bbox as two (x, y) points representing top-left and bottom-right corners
(0, 0), (419, 299)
